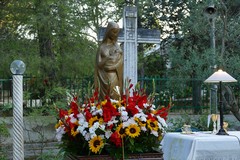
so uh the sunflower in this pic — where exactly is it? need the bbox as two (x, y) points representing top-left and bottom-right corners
(88, 136), (104, 154)
(147, 119), (158, 131)
(135, 117), (146, 127)
(88, 116), (103, 127)
(125, 124), (141, 138)
(116, 123), (126, 138)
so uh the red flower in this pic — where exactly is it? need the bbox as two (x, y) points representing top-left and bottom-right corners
(59, 109), (68, 119)
(70, 101), (79, 116)
(84, 108), (92, 122)
(110, 132), (122, 147)
(102, 97), (119, 122)
(147, 113), (157, 121)
(155, 103), (171, 120)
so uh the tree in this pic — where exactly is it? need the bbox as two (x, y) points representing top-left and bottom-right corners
(0, 0), (124, 79)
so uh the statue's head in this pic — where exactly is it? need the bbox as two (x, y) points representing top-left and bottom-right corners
(104, 22), (120, 42)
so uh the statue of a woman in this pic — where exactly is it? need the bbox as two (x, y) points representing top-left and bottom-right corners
(95, 22), (123, 100)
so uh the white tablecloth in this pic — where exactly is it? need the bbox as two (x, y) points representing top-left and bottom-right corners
(161, 131), (240, 160)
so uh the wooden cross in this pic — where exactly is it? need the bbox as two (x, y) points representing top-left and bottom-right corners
(98, 6), (161, 87)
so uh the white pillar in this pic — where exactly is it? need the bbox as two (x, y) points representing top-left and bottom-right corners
(12, 75), (24, 160)
(10, 60), (26, 160)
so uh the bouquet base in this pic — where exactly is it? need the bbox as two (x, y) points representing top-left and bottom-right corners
(66, 152), (163, 160)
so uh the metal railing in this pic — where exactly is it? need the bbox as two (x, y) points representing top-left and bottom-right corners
(1, 76), (239, 114)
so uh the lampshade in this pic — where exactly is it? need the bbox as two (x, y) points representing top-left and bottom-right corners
(10, 60), (26, 75)
(204, 69), (237, 83)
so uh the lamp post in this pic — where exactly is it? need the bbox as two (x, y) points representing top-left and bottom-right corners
(10, 60), (26, 160)
(204, 3), (218, 114)
(204, 69), (237, 135)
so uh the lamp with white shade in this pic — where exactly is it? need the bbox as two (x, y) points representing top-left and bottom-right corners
(204, 69), (237, 135)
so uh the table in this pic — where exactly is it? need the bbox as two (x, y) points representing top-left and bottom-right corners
(161, 131), (240, 160)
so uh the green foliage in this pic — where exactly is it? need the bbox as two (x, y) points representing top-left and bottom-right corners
(36, 150), (65, 160)
(0, 121), (10, 160)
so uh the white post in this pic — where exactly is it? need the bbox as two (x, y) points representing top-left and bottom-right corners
(12, 75), (24, 160)
(10, 60), (26, 160)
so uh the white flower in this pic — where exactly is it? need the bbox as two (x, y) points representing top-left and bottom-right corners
(105, 130), (112, 139)
(123, 117), (137, 128)
(84, 133), (90, 141)
(77, 125), (86, 133)
(120, 111), (129, 121)
(55, 126), (65, 141)
(90, 133), (97, 139)
(94, 108), (103, 116)
(89, 126), (96, 134)
(81, 130), (87, 136)
(151, 130), (159, 137)
(157, 116), (167, 128)
(151, 104), (156, 109)
(99, 124), (105, 131)
(70, 114), (77, 123)
(107, 116), (118, 126)
(134, 113), (147, 122)
(141, 126), (147, 132)
(77, 113), (85, 119)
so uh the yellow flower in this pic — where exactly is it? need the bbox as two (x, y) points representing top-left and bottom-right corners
(125, 124), (141, 138)
(147, 119), (158, 131)
(88, 116), (103, 127)
(101, 99), (107, 105)
(116, 123), (126, 138)
(135, 117), (146, 127)
(55, 120), (63, 129)
(89, 136), (104, 154)
(71, 127), (79, 137)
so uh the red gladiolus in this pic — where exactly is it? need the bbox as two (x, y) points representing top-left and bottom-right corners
(70, 101), (79, 116)
(126, 100), (139, 116)
(155, 104), (171, 120)
(84, 108), (92, 122)
(59, 109), (68, 119)
(110, 132), (122, 147)
(102, 98), (119, 122)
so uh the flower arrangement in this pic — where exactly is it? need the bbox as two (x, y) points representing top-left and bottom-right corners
(55, 82), (170, 159)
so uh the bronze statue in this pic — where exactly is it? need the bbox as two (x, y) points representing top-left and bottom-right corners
(95, 22), (123, 100)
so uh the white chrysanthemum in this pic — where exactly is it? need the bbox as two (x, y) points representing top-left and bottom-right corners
(77, 113), (85, 119)
(55, 126), (65, 141)
(99, 124), (105, 131)
(89, 126), (97, 134)
(151, 130), (159, 137)
(90, 106), (96, 113)
(120, 111), (129, 121)
(84, 133), (90, 141)
(90, 133), (97, 139)
(105, 130), (112, 139)
(134, 113), (147, 122)
(123, 117), (137, 128)
(69, 114), (77, 123)
(141, 126), (147, 132)
(77, 125), (85, 133)
(118, 106), (126, 112)
(95, 108), (103, 116)
(93, 122), (100, 128)
(107, 116), (118, 126)
(81, 130), (87, 136)
(143, 103), (151, 108)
